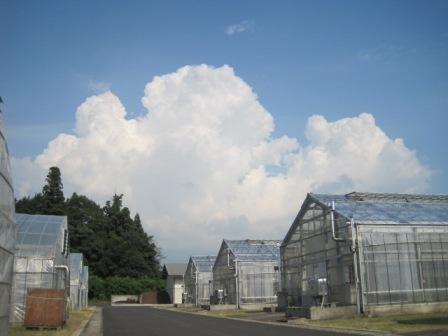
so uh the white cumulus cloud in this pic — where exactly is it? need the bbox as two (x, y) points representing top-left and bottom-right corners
(11, 64), (430, 260)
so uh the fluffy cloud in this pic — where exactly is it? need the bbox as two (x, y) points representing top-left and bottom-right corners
(11, 64), (430, 260)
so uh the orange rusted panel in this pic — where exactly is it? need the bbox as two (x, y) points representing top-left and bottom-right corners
(141, 291), (158, 304)
(24, 288), (67, 328)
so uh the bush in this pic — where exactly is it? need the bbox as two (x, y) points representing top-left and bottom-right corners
(89, 275), (164, 300)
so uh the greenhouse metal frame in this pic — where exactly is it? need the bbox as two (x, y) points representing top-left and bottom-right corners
(281, 192), (448, 315)
(184, 256), (215, 305)
(11, 214), (69, 323)
(213, 239), (281, 307)
(0, 99), (16, 335)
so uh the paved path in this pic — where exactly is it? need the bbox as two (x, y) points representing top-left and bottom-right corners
(80, 307), (103, 336)
(103, 306), (360, 336)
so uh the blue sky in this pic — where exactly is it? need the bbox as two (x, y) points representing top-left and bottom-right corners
(0, 0), (448, 257)
(1, 0), (447, 190)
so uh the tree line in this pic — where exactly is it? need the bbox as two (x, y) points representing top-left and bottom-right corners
(15, 167), (162, 297)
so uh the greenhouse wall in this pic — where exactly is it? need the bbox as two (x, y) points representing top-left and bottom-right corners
(0, 98), (17, 336)
(184, 256), (215, 305)
(213, 240), (280, 306)
(358, 225), (448, 309)
(69, 253), (83, 310)
(80, 266), (89, 309)
(11, 214), (69, 323)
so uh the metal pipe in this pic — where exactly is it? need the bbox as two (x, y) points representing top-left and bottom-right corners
(195, 268), (199, 306)
(330, 201), (345, 241)
(350, 218), (362, 314)
(235, 258), (239, 309)
(277, 242), (282, 292)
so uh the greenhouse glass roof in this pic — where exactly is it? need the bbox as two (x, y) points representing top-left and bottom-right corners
(225, 239), (281, 261)
(311, 192), (448, 225)
(15, 213), (67, 257)
(164, 263), (187, 276)
(191, 256), (216, 272)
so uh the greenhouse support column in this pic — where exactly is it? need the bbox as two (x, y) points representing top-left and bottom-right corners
(350, 219), (362, 315)
(278, 244), (283, 292)
(235, 258), (240, 309)
(195, 269), (199, 306)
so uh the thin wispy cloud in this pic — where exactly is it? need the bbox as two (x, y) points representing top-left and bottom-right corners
(88, 80), (112, 93)
(358, 45), (417, 62)
(225, 20), (254, 36)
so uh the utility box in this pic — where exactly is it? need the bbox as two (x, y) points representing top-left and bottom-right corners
(308, 278), (328, 296)
(24, 288), (66, 329)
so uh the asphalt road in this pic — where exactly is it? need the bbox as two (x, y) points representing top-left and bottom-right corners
(102, 306), (357, 336)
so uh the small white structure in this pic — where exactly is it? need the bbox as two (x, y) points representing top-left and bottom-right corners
(184, 256), (215, 305)
(164, 263), (187, 304)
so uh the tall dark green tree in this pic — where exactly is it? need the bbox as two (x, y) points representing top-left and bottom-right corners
(42, 166), (65, 214)
(101, 195), (160, 277)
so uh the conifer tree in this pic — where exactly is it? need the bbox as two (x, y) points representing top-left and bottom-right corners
(42, 166), (65, 214)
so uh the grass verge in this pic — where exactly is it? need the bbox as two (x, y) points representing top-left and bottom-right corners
(299, 313), (448, 333)
(9, 307), (94, 336)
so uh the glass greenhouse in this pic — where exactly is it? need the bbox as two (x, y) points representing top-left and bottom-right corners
(80, 266), (89, 309)
(213, 239), (281, 307)
(184, 256), (216, 305)
(69, 253), (84, 310)
(0, 98), (16, 335)
(11, 214), (69, 323)
(281, 192), (448, 315)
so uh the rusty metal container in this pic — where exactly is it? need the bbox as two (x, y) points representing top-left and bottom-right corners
(141, 291), (158, 304)
(24, 288), (67, 328)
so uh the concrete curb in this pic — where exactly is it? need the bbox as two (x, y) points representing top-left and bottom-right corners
(149, 305), (397, 336)
(110, 303), (172, 307)
(71, 309), (96, 336)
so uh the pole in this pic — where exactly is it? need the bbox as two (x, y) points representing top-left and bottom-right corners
(350, 218), (362, 314)
(235, 258), (239, 309)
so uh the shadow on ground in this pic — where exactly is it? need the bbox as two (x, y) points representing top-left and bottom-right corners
(397, 317), (448, 326)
